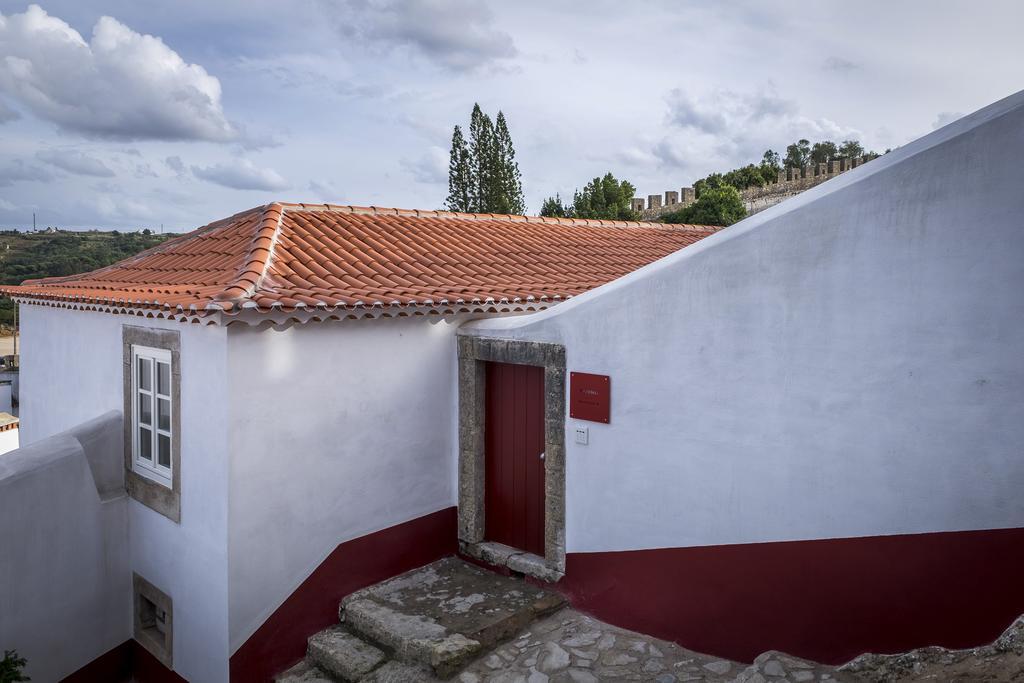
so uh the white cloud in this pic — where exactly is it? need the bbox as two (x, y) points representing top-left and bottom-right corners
(823, 56), (859, 72)
(0, 98), (18, 123)
(932, 111), (963, 130)
(192, 158), (289, 191)
(1, 0), (1021, 230)
(0, 158), (52, 186)
(308, 180), (341, 200)
(666, 88), (798, 135)
(36, 149), (115, 177)
(400, 146), (448, 184)
(87, 194), (154, 221)
(648, 86), (862, 176)
(165, 156), (187, 176)
(0, 5), (235, 141)
(134, 163), (158, 179)
(327, 0), (517, 71)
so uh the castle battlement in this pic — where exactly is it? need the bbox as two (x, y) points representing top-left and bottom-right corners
(637, 155), (875, 220)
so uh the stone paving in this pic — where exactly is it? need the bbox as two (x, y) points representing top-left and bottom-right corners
(453, 608), (854, 683)
(279, 556), (1022, 682)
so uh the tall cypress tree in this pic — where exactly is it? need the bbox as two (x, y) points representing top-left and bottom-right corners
(468, 103), (496, 213)
(494, 111), (525, 215)
(445, 125), (472, 212)
(447, 103), (524, 215)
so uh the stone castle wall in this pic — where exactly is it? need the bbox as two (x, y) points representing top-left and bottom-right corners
(637, 156), (875, 221)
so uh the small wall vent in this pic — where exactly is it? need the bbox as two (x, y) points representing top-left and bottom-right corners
(133, 572), (173, 668)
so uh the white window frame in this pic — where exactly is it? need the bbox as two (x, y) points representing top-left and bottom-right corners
(131, 344), (173, 488)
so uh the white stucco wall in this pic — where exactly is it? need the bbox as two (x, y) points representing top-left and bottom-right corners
(464, 91), (1024, 553)
(0, 414), (127, 683)
(19, 306), (231, 682)
(226, 317), (460, 652)
(0, 427), (18, 454)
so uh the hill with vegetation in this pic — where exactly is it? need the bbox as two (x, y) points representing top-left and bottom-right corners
(0, 229), (178, 326)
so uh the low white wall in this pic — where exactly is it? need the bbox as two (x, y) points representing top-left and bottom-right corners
(226, 317), (460, 652)
(464, 91), (1024, 553)
(0, 412), (128, 683)
(19, 306), (231, 682)
(0, 427), (18, 454)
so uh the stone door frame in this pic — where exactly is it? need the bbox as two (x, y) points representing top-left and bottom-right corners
(457, 335), (566, 582)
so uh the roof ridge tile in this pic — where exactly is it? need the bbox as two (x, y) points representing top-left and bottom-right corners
(212, 202), (286, 305)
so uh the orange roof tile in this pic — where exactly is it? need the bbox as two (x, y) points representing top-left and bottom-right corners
(0, 203), (720, 322)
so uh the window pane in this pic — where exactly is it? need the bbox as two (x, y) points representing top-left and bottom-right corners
(139, 393), (152, 426)
(157, 398), (170, 431)
(157, 362), (170, 396)
(139, 426), (152, 461)
(157, 434), (171, 468)
(138, 357), (152, 391)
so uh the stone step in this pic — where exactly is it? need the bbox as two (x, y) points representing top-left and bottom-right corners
(360, 660), (437, 682)
(342, 598), (480, 678)
(307, 626), (389, 682)
(340, 557), (566, 679)
(276, 650), (437, 683)
(274, 658), (336, 683)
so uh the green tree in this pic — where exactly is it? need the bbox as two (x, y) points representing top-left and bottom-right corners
(493, 112), (525, 215)
(660, 185), (745, 226)
(1, 650), (29, 682)
(810, 141), (838, 164)
(449, 104), (525, 214)
(539, 194), (570, 218)
(445, 125), (472, 212)
(722, 164), (767, 191)
(760, 149), (782, 180)
(784, 139), (811, 169)
(468, 104), (496, 212)
(693, 172), (725, 198)
(838, 139), (864, 159)
(570, 173), (638, 221)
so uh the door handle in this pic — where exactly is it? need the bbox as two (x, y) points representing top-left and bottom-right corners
(539, 452), (545, 461)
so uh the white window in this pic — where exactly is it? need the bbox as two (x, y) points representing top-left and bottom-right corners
(132, 345), (173, 487)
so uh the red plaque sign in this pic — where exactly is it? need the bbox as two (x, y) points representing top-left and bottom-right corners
(570, 372), (610, 423)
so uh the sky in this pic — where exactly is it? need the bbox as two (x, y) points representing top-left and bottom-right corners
(0, 1), (1021, 231)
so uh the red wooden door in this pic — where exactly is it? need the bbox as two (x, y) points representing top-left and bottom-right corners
(485, 361), (546, 556)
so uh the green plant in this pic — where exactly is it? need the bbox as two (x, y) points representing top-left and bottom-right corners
(1, 650), (30, 682)
(660, 184), (746, 227)
(539, 193), (569, 218)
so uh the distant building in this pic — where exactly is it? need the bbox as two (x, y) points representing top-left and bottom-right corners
(0, 412), (18, 454)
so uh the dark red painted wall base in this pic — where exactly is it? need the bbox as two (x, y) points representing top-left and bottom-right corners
(62, 639), (187, 683)
(229, 506), (458, 682)
(558, 526), (1024, 665)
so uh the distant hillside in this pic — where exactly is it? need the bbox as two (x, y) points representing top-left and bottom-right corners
(0, 229), (179, 326)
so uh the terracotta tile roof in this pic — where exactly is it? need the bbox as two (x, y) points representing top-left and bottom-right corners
(0, 203), (720, 322)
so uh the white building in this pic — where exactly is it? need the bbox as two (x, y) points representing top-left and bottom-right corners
(0, 411), (18, 454)
(0, 206), (713, 682)
(2, 90), (1024, 682)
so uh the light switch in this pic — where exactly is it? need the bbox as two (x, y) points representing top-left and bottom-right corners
(574, 427), (589, 445)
